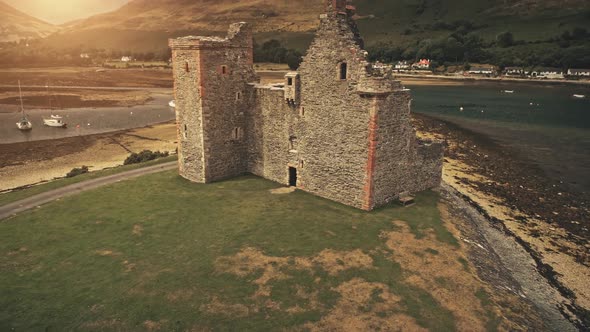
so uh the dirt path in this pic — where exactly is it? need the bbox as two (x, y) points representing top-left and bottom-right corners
(0, 162), (176, 220)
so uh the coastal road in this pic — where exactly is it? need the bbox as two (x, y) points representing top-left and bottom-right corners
(0, 161), (177, 220)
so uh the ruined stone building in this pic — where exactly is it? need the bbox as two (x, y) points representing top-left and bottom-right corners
(168, 0), (443, 211)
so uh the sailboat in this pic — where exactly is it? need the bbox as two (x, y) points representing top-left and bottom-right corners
(15, 80), (32, 131)
(42, 82), (67, 128)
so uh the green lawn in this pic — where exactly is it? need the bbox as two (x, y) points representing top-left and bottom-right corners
(0, 171), (494, 331)
(0, 155), (177, 208)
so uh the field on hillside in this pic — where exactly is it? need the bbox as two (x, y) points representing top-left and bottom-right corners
(0, 172), (521, 331)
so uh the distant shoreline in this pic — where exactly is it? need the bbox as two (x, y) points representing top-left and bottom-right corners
(396, 73), (590, 88)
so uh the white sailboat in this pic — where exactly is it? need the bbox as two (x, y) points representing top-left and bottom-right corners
(573, 94), (586, 99)
(15, 80), (32, 131)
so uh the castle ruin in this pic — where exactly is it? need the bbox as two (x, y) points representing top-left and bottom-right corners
(168, 0), (444, 211)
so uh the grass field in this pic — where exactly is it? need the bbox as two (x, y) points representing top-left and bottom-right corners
(0, 171), (502, 331)
(0, 155), (177, 208)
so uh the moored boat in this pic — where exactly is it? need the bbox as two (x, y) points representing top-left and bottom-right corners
(15, 80), (32, 131)
(503, 90), (515, 93)
(573, 94), (586, 99)
(43, 118), (67, 128)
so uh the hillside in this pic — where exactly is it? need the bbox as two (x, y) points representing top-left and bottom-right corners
(0, 1), (58, 42)
(4, 0), (590, 69)
(53, 0), (590, 48)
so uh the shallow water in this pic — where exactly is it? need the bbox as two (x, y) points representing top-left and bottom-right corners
(410, 83), (590, 194)
(0, 91), (175, 144)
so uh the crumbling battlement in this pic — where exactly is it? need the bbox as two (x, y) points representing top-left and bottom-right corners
(169, 0), (444, 211)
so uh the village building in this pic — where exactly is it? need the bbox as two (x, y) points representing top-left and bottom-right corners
(504, 67), (524, 76)
(168, 0), (444, 211)
(531, 67), (564, 79)
(567, 68), (590, 77)
(394, 60), (410, 71)
(121, 56), (133, 62)
(412, 59), (431, 70)
(468, 66), (495, 75)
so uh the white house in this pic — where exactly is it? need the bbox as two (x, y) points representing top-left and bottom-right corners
(79, 53), (90, 59)
(534, 68), (564, 79)
(567, 69), (590, 77)
(394, 60), (410, 71)
(469, 66), (495, 75)
(372, 61), (392, 70)
(504, 67), (524, 76)
(121, 56), (133, 62)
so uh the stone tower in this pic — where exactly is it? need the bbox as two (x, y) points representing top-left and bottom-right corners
(169, 23), (257, 183)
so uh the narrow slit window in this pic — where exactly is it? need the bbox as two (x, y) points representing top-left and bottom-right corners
(300, 107), (305, 117)
(339, 62), (347, 80)
(289, 136), (297, 151)
(183, 124), (188, 139)
(222, 65), (227, 75)
(236, 92), (241, 101)
(185, 61), (189, 72)
(287, 77), (293, 86)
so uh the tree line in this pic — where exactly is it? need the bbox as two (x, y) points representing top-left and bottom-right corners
(366, 26), (590, 70)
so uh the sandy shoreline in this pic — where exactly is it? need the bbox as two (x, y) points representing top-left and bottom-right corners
(414, 114), (589, 329)
(0, 122), (177, 191)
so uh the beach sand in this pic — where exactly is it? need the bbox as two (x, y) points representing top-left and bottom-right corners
(0, 122), (177, 191)
(414, 114), (589, 328)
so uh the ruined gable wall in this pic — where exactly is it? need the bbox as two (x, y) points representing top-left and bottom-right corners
(170, 48), (205, 183)
(297, 13), (372, 209)
(371, 90), (443, 208)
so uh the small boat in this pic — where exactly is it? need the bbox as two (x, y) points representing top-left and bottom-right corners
(43, 82), (67, 127)
(169, 100), (176, 108)
(17, 116), (32, 131)
(573, 94), (586, 99)
(503, 90), (514, 94)
(15, 80), (32, 131)
(43, 118), (67, 128)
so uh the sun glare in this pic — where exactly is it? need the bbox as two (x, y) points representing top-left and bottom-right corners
(4, 0), (128, 24)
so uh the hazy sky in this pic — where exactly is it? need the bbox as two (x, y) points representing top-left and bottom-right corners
(5, 0), (129, 24)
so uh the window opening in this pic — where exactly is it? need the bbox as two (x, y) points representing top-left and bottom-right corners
(339, 62), (347, 80)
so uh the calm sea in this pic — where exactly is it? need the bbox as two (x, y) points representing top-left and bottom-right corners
(409, 82), (590, 194)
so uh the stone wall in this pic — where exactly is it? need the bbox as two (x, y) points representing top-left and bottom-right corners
(169, 48), (205, 183)
(370, 90), (444, 208)
(170, 23), (257, 183)
(294, 7), (375, 209)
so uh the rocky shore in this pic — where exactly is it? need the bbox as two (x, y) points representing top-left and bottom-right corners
(414, 113), (589, 330)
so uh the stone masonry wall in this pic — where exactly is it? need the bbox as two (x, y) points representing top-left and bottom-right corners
(370, 89), (444, 208)
(246, 87), (297, 185)
(170, 48), (205, 183)
(296, 10), (373, 209)
(170, 23), (257, 183)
